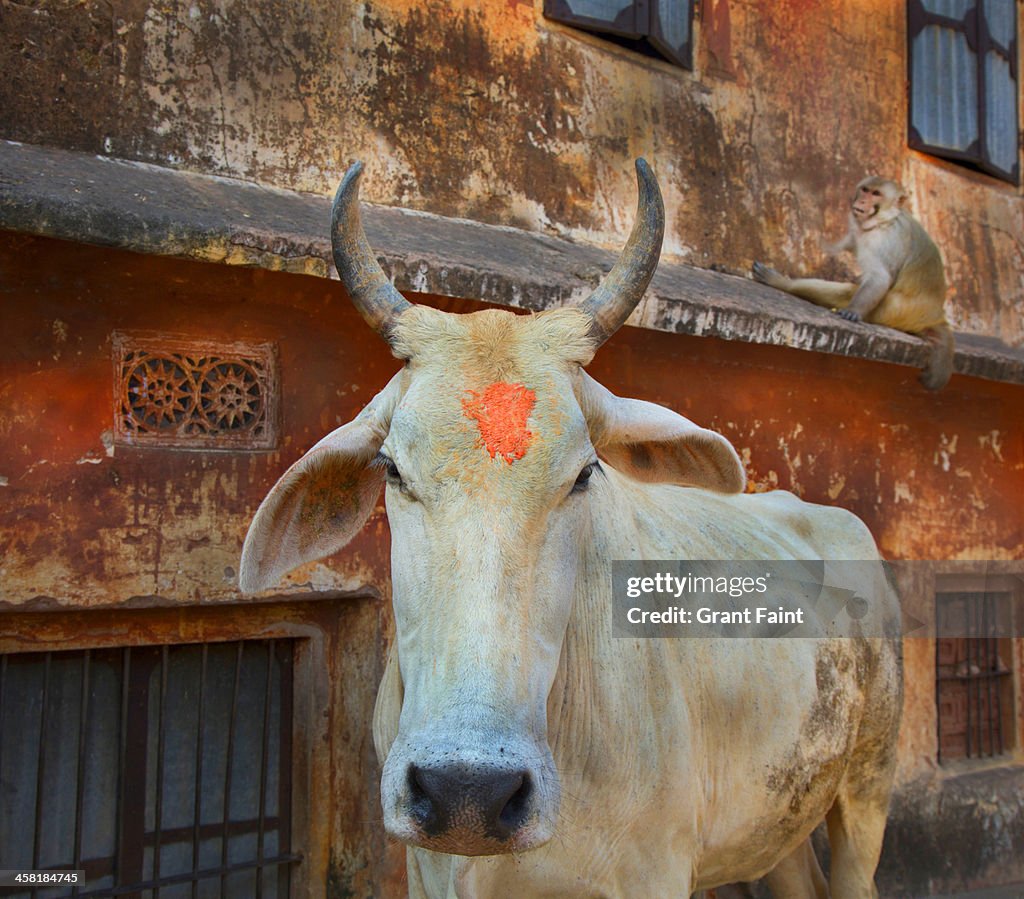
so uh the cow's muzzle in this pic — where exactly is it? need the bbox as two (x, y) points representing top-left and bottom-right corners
(410, 762), (532, 839)
(382, 745), (558, 856)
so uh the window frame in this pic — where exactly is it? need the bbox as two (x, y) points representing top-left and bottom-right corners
(907, 0), (1021, 185)
(935, 591), (1015, 763)
(0, 602), (342, 899)
(932, 573), (1023, 768)
(544, 0), (696, 70)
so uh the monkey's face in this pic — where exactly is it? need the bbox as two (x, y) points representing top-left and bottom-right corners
(851, 177), (904, 226)
(852, 183), (885, 221)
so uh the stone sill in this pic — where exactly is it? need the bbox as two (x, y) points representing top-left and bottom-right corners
(2, 139), (1022, 386)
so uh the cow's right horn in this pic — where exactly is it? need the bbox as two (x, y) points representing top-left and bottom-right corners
(577, 158), (664, 346)
(331, 161), (412, 340)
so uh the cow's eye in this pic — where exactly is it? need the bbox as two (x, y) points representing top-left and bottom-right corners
(571, 462), (599, 495)
(375, 453), (405, 488)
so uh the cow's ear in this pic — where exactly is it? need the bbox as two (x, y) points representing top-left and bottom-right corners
(239, 373), (402, 593)
(578, 371), (745, 493)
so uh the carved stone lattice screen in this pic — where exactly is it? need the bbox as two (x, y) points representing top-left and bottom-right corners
(113, 334), (278, 450)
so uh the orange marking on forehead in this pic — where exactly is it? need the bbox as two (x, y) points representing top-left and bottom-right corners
(461, 381), (536, 463)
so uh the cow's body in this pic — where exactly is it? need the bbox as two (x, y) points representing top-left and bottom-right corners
(241, 160), (902, 899)
(374, 471), (901, 897)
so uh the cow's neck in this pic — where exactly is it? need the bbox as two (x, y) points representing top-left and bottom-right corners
(545, 465), (704, 816)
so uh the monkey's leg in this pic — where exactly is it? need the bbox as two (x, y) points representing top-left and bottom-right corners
(842, 272), (893, 322)
(919, 323), (954, 391)
(752, 263), (857, 308)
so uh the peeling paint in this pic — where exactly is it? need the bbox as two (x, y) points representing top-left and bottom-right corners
(893, 481), (914, 504)
(935, 434), (959, 472)
(827, 474), (845, 501)
(980, 429), (1005, 462)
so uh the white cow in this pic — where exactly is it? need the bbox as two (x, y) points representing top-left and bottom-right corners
(240, 160), (903, 899)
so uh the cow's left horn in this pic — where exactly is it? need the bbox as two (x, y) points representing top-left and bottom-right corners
(331, 161), (412, 340)
(577, 158), (664, 346)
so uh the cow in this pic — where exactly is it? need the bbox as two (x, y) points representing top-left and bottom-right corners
(239, 159), (903, 899)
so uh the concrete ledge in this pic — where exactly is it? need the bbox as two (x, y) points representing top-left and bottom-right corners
(2, 139), (1022, 385)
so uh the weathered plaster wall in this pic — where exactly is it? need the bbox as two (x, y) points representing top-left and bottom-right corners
(4, 234), (1020, 608)
(1, 0), (1021, 345)
(0, 234), (398, 608)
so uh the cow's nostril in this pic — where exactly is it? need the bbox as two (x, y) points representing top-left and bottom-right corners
(497, 773), (531, 834)
(407, 764), (441, 833)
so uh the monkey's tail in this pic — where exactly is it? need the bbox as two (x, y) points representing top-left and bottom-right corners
(919, 324), (955, 391)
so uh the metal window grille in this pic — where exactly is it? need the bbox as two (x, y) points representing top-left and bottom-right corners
(0, 641), (298, 898)
(544, 0), (695, 69)
(908, 0), (1020, 184)
(935, 592), (1013, 763)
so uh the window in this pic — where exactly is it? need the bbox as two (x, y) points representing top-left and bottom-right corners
(544, 0), (695, 69)
(908, 0), (1020, 184)
(0, 641), (297, 898)
(935, 591), (1015, 763)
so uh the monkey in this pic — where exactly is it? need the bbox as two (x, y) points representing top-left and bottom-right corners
(752, 176), (954, 390)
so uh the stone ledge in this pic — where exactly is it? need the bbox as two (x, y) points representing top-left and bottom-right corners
(879, 766), (1024, 897)
(2, 139), (1022, 385)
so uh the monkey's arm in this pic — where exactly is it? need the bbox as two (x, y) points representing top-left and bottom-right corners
(838, 269), (891, 322)
(823, 231), (855, 256)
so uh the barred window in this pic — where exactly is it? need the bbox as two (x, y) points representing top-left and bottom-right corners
(0, 641), (298, 898)
(908, 0), (1020, 184)
(935, 592), (1014, 763)
(544, 0), (695, 69)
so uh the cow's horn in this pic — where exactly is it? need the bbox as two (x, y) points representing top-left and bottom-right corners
(577, 158), (664, 346)
(331, 161), (412, 340)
